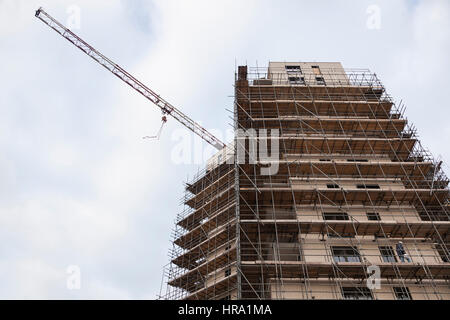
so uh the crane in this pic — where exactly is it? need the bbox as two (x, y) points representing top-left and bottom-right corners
(35, 7), (226, 150)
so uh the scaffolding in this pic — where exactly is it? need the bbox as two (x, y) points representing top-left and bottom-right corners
(159, 63), (450, 300)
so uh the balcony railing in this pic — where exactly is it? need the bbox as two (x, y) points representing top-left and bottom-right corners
(245, 67), (384, 88)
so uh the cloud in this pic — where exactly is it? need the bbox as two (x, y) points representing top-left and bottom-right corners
(0, 0), (174, 299)
(386, 0), (450, 161)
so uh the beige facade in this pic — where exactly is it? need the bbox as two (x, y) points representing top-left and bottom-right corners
(267, 62), (349, 86)
(161, 62), (449, 300)
(270, 279), (450, 300)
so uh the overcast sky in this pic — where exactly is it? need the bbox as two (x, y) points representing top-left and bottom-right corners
(0, 0), (449, 299)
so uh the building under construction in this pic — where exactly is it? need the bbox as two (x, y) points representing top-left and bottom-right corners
(160, 62), (450, 300)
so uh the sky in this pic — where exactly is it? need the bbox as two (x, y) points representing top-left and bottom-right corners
(0, 0), (449, 299)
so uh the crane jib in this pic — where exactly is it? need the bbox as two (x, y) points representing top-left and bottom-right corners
(34, 7), (226, 151)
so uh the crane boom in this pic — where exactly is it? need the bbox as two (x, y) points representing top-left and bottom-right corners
(35, 8), (226, 150)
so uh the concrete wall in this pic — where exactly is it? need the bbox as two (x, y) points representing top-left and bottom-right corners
(291, 177), (406, 191)
(284, 153), (392, 162)
(267, 62), (349, 86)
(296, 205), (420, 222)
(299, 238), (444, 264)
(269, 278), (450, 300)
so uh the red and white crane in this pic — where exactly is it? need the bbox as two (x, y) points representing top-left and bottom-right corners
(35, 7), (226, 150)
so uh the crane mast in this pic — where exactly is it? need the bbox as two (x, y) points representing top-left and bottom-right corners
(35, 7), (226, 150)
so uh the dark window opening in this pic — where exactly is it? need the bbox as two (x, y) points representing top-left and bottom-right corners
(379, 246), (397, 263)
(332, 246), (361, 263)
(393, 287), (412, 300)
(315, 76), (326, 85)
(224, 268), (231, 277)
(327, 183), (340, 189)
(418, 210), (448, 221)
(367, 212), (381, 221)
(356, 184), (380, 189)
(436, 244), (449, 263)
(319, 159), (331, 162)
(285, 65), (302, 73)
(341, 287), (373, 300)
(311, 65), (322, 75)
(323, 212), (349, 221)
(347, 159), (369, 162)
(288, 76), (305, 84)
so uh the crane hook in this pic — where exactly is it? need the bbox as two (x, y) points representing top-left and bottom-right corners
(143, 116), (167, 140)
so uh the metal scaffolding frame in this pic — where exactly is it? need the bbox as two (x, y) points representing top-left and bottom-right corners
(159, 65), (449, 300)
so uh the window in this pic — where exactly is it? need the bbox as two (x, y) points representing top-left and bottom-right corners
(379, 246), (397, 263)
(285, 65), (302, 73)
(326, 183), (340, 189)
(323, 212), (349, 221)
(341, 287), (373, 300)
(311, 65), (321, 75)
(393, 287), (412, 300)
(356, 184), (380, 189)
(332, 246), (361, 262)
(224, 268), (231, 277)
(436, 244), (449, 263)
(288, 76), (305, 84)
(315, 76), (326, 85)
(347, 159), (369, 162)
(319, 159), (331, 162)
(367, 212), (381, 221)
